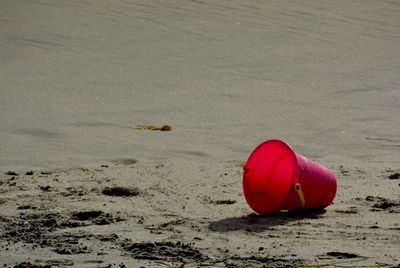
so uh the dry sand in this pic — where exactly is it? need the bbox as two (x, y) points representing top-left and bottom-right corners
(0, 162), (399, 267)
(1, 0), (400, 267)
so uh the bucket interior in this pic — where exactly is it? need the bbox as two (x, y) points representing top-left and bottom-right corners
(243, 139), (298, 215)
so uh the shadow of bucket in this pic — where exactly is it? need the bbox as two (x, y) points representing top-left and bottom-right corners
(243, 139), (337, 215)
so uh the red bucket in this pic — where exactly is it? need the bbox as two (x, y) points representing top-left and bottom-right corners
(242, 139), (337, 215)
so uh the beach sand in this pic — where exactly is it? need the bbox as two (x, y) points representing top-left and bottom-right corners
(0, 162), (399, 267)
(0, 0), (399, 267)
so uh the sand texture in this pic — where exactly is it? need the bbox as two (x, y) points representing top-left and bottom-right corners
(1, 0), (400, 267)
(0, 162), (399, 267)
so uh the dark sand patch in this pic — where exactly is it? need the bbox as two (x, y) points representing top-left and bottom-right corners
(326, 251), (360, 259)
(365, 196), (400, 212)
(225, 255), (303, 267)
(122, 241), (207, 262)
(14, 262), (51, 268)
(102, 186), (140, 197)
(71, 210), (123, 225)
(111, 159), (138, 165)
(71, 210), (103, 221)
(388, 172), (400, 180)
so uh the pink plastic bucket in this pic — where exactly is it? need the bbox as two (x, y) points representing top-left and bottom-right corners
(242, 139), (337, 215)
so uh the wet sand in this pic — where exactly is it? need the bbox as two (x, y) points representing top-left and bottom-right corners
(1, 0), (400, 267)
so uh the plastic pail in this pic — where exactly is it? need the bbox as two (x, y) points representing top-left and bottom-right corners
(242, 139), (337, 215)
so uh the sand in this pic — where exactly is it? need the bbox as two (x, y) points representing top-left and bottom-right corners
(0, 162), (399, 267)
(0, 0), (399, 267)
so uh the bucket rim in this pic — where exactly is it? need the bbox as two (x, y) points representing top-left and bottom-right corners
(243, 139), (299, 214)
(249, 139), (299, 183)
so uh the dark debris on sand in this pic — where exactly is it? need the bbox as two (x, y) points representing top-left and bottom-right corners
(53, 246), (90, 255)
(0, 209), (123, 256)
(14, 262), (51, 268)
(373, 201), (398, 210)
(122, 241), (207, 262)
(365, 196), (400, 212)
(5, 171), (18, 176)
(1, 213), (71, 240)
(121, 240), (304, 267)
(388, 172), (400, 180)
(71, 210), (103, 221)
(71, 210), (124, 225)
(0, 213), (90, 254)
(214, 199), (236, 205)
(225, 255), (304, 267)
(102, 186), (140, 197)
(326, 251), (360, 259)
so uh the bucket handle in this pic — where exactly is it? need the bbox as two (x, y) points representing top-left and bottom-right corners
(294, 183), (306, 208)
